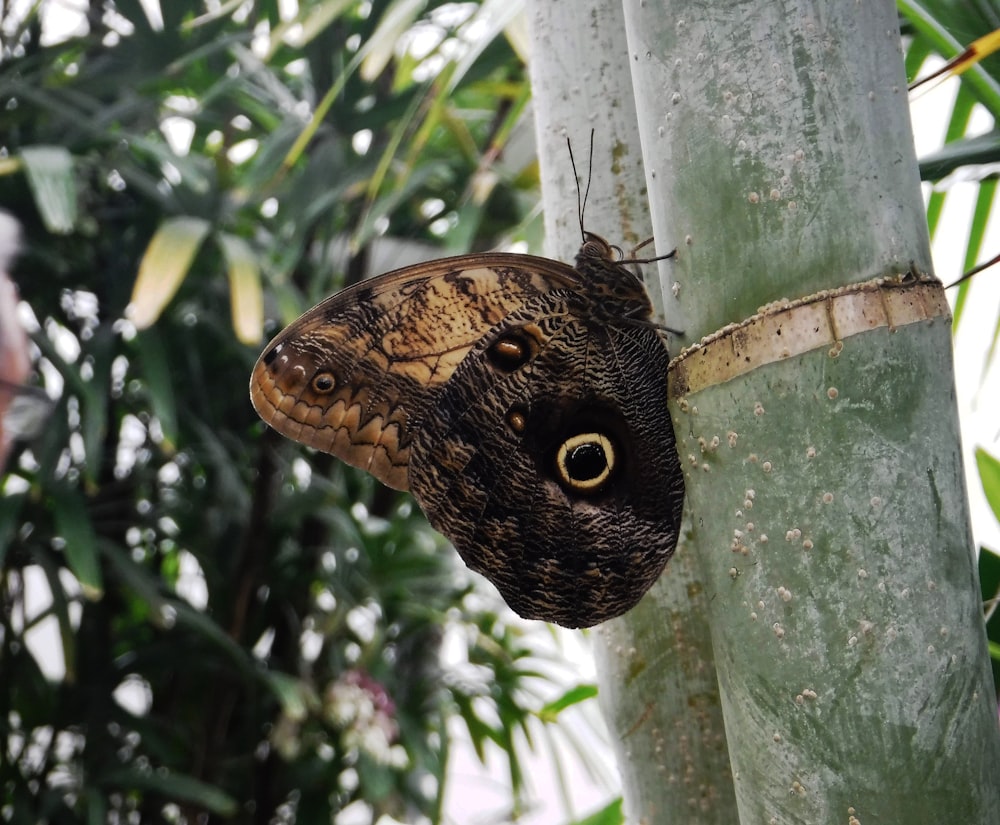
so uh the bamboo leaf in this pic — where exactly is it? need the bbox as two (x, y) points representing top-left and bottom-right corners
(264, 0), (356, 58)
(918, 130), (1000, 181)
(50, 485), (103, 600)
(19, 145), (77, 234)
(101, 541), (253, 672)
(352, 160), (450, 250)
(131, 329), (178, 454)
(444, 0), (525, 94)
(538, 684), (598, 722)
(903, 32), (934, 82)
(100, 768), (237, 816)
(976, 447), (1000, 525)
(360, 0), (427, 82)
(953, 178), (997, 329)
(218, 232), (263, 345)
(129, 217), (211, 330)
(565, 798), (624, 825)
(79, 325), (114, 482)
(0, 492), (25, 566)
(261, 671), (316, 722)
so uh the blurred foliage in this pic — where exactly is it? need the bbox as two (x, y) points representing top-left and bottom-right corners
(5, 0), (1000, 823)
(901, 1), (1000, 340)
(901, 1), (1000, 692)
(0, 2), (608, 823)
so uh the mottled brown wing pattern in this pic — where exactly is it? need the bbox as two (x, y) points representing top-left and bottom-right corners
(250, 238), (686, 627)
(409, 291), (685, 627)
(250, 255), (578, 490)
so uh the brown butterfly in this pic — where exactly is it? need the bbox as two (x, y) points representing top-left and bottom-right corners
(250, 233), (685, 627)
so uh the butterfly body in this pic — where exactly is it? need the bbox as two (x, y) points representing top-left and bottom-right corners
(251, 235), (684, 627)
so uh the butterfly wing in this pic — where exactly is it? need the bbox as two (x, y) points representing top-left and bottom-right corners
(409, 296), (685, 627)
(250, 254), (579, 490)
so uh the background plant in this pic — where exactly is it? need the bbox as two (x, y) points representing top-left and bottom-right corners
(0, 3), (607, 823)
(2, 1), (1000, 823)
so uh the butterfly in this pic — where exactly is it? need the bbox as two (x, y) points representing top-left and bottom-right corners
(250, 231), (685, 628)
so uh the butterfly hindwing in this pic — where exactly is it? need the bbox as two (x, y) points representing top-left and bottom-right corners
(409, 293), (684, 627)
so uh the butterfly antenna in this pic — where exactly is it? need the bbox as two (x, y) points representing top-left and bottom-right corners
(567, 130), (596, 242)
(583, 130), (595, 230)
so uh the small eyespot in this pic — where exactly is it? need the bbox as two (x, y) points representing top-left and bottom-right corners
(506, 407), (527, 435)
(263, 343), (283, 366)
(311, 372), (335, 393)
(488, 334), (532, 371)
(555, 432), (615, 492)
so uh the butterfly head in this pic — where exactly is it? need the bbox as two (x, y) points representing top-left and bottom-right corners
(578, 232), (624, 264)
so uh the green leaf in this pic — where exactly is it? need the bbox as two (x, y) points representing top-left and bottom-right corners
(904, 31), (933, 81)
(976, 447), (1000, 525)
(952, 178), (997, 329)
(129, 217), (211, 329)
(50, 485), (103, 599)
(451, 691), (493, 762)
(918, 130), (1000, 181)
(100, 768), (238, 816)
(565, 797), (624, 825)
(170, 601), (256, 673)
(100, 538), (168, 615)
(103, 540), (254, 671)
(218, 232), (263, 345)
(360, 0), (428, 82)
(79, 325), (115, 482)
(352, 160), (451, 250)
(0, 492), (26, 566)
(444, 0), (525, 94)
(19, 145), (78, 233)
(265, 0), (358, 59)
(538, 684), (599, 722)
(261, 671), (316, 722)
(131, 328), (179, 454)
(83, 786), (108, 825)
(979, 546), (1000, 692)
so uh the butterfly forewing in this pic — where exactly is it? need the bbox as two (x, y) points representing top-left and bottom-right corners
(250, 255), (579, 490)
